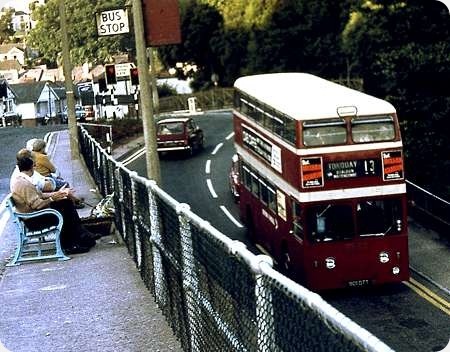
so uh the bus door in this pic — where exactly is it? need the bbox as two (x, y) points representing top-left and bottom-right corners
(280, 199), (306, 282)
(303, 202), (362, 289)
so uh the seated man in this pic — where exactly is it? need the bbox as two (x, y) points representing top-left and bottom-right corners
(10, 156), (97, 254)
(11, 149), (56, 192)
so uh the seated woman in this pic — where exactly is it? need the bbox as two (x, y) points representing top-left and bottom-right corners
(31, 139), (66, 189)
(31, 139), (84, 208)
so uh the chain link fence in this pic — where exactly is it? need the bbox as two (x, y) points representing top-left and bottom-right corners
(78, 125), (394, 352)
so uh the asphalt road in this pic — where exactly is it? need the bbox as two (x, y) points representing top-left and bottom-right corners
(128, 111), (250, 247)
(127, 112), (450, 352)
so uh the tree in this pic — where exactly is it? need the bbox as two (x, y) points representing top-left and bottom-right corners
(27, 0), (134, 67)
(158, 2), (225, 90)
(0, 8), (14, 44)
(244, 0), (348, 78)
(342, 0), (450, 196)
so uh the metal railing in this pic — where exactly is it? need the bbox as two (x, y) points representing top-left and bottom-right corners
(406, 180), (450, 235)
(78, 124), (394, 352)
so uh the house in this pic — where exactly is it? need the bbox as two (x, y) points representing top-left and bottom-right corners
(18, 67), (43, 82)
(0, 60), (22, 82)
(10, 81), (66, 127)
(11, 11), (33, 34)
(0, 79), (19, 127)
(0, 44), (25, 66)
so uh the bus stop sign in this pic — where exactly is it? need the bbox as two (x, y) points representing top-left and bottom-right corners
(96, 9), (130, 36)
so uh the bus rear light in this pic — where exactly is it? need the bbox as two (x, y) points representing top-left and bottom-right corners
(379, 252), (389, 263)
(392, 267), (400, 275)
(325, 257), (336, 269)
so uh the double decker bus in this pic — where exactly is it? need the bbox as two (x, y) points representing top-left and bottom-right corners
(232, 73), (409, 291)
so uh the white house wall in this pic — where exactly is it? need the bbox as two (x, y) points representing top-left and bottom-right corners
(16, 102), (35, 121)
(38, 85), (58, 117)
(4, 48), (25, 66)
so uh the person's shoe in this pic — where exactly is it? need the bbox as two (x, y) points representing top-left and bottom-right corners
(64, 245), (90, 255)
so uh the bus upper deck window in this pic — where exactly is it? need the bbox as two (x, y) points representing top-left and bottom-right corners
(351, 116), (395, 143)
(302, 119), (346, 147)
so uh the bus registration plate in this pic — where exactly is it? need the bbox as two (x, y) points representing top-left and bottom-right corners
(348, 279), (370, 287)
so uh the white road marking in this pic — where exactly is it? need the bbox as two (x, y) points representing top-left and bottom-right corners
(0, 198), (9, 239)
(225, 132), (235, 140)
(206, 179), (218, 198)
(122, 147), (146, 166)
(211, 143), (223, 155)
(0, 212), (10, 239)
(220, 206), (243, 228)
(40, 284), (67, 291)
(205, 160), (211, 174)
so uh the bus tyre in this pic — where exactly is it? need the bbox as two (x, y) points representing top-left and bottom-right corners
(245, 207), (255, 241)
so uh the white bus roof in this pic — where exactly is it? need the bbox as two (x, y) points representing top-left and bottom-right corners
(234, 73), (396, 120)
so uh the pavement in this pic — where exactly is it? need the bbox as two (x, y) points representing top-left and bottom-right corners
(0, 130), (182, 352)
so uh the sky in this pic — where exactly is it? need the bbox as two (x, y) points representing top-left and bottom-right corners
(0, 0), (30, 12)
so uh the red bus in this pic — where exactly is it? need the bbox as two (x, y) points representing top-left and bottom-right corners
(232, 73), (409, 291)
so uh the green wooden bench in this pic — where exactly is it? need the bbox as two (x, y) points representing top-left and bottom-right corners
(5, 194), (70, 266)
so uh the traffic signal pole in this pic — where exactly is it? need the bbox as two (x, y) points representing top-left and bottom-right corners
(131, 0), (161, 184)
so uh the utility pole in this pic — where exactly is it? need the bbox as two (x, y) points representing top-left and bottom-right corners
(59, 0), (79, 159)
(132, 0), (161, 184)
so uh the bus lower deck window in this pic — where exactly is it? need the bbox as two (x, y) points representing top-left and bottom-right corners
(357, 199), (403, 236)
(306, 204), (354, 242)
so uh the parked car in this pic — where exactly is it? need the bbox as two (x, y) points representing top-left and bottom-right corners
(84, 105), (94, 120)
(156, 117), (204, 155)
(75, 106), (86, 121)
(0, 112), (21, 127)
(229, 154), (240, 202)
(59, 106), (86, 122)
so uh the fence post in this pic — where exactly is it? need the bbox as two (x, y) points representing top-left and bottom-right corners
(177, 203), (199, 352)
(130, 172), (142, 268)
(253, 255), (276, 352)
(147, 180), (167, 306)
(115, 165), (128, 242)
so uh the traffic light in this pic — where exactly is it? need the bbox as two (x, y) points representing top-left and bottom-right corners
(98, 78), (107, 92)
(130, 68), (139, 86)
(105, 64), (117, 85)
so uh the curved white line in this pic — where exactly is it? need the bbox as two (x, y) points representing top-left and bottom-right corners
(0, 212), (10, 239)
(206, 179), (218, 198)
(205, 160), (211, 174)
(211, 143), (223, 155)
(220, 206), (243, 228)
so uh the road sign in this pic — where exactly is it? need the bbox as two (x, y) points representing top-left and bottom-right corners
(115, 63), (135, 78)
(96, 9), (130, 36)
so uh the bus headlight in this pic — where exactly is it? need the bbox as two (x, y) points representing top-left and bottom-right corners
(325, 257), (336, 269)
(379, 252), (389, 263)
(396, 219), (402, 231)
(392, 267), (400, 275)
